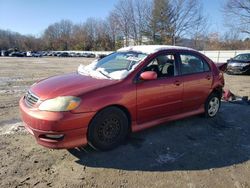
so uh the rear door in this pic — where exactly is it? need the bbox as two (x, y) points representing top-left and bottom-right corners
(178, 52), (212, 112)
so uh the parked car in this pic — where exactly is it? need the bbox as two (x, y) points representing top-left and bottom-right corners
(81, 53), (88, 57)
(32, 52), (43, 57)
(226, 53), (250, 75)
(21, 52), (27, 57)
(41, 51), (48, 56)
(82, 52), (96, 58)
(54, 52), (62, 57)
(26, 51), (32, 57)
(19, 45), (225, 150)
(87, 53), (95, 58)
(58, 52), (70, 57)
(2, 50), (15, 56)
(69, 52), (76, 57)
(98, 54), (107, 59)
(9, 52), (25, 57)
(46, 52), (54, 56)
(1, 50), (7, 56)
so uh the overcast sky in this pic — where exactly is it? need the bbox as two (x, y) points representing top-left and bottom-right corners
(0, 0), (227, 36)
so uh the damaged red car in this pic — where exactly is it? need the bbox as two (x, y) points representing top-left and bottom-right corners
(19, 45), (225, 150)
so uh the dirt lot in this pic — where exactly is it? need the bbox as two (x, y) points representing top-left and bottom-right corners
(0, 57), (250, 188)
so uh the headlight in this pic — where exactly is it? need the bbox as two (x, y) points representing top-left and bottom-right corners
(240, 63), (249, 66)
(39, 96), (81, 112)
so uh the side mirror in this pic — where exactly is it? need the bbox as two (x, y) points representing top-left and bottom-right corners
(140, 71), (157, 81)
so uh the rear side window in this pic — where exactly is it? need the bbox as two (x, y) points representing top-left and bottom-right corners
(180, 54), (210, 75)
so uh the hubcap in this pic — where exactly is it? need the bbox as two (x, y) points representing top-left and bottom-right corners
(208, 97), (220, 117)
(97, 117), (121, 144)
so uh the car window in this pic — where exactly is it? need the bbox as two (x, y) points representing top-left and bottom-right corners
(144, 54), (177, 78)
(78, 51), (147, 80)
(180, 54), (210, 75)
(234, 54), (250, 61)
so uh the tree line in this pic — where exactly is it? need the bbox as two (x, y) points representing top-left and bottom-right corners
(0, 0), (249, 52)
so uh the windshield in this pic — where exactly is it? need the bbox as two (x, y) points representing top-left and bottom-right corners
(234, 54), (250, 61)
(78, 51), (147, 80)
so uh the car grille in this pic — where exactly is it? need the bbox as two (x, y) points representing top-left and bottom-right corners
(25, 90), (39, 107)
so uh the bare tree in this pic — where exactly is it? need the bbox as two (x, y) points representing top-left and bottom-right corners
(83, 18), (98, 50)
(110, 0), (151, 46)
(0, 29), (42, 51)
(111, 0), (133, 46)
(189, 11), (209, 50)
(134, 0), (152, 44)
(43, 20), (73, 50)
(0, 30), (11, 50)
(170, 0), (207, 45)
(223, 0), (250, 35)
(107, 13), (116, 49)
(0, 0), (211, 51)
(71, 23), (87, 50)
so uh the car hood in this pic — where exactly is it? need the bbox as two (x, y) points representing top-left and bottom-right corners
(30, 72), (118, 100)
(228, 59), (250, 64)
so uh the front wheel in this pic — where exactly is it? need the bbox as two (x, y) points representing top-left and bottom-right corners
(204, 93), (221, 118)
(88, 107), (129, 151)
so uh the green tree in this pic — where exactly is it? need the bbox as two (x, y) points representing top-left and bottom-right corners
(151, 0), (173, 44)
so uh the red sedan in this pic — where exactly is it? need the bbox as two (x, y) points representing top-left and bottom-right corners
(19, 45), (225, 150)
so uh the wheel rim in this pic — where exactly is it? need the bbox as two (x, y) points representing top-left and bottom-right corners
(97, 117), (121, 144)
(208, 97), (220, 117)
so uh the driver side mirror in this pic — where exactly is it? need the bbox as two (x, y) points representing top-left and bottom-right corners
(140, 71), (157, 81)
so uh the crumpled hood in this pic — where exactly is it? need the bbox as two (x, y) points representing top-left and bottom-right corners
(30, 72), (117, 100)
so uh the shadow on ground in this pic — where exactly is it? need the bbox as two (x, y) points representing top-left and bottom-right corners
(68, 102), (250, 171)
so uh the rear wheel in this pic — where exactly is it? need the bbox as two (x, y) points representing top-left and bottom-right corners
(88, 107), (129, 151)
(204, 93), (221, 118)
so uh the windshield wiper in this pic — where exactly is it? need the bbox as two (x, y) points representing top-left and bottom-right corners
(98, 70), (111, 79)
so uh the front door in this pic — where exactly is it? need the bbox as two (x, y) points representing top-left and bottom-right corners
(136, 53), (183, 124)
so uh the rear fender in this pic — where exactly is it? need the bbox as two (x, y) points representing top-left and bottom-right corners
(216, 63), (227, 72)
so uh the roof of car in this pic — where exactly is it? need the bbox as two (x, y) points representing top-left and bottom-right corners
(236, 53), (250, 56)
(117, 45), (195, 54)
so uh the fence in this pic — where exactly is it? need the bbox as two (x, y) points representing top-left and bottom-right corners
(40, 50), (250, 63)
(200, 50), (250, 63)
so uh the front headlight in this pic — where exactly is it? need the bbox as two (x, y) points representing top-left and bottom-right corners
(240, 63), (249, 66)
(39, 96), (81, 112)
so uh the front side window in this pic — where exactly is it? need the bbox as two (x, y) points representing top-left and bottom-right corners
(78, 51), (147, 80)
(180, 54), (210, 75)
(144, 54), (177, 78)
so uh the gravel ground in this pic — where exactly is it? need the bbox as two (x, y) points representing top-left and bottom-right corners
(0, 57), (250, 188)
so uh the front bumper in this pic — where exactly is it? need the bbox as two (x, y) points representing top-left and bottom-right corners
(227, 64), (250, 74)
(19, 96), (95, 149)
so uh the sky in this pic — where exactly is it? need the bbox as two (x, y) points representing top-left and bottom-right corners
(0, 0), (227, 36)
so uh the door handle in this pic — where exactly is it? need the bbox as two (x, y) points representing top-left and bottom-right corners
(174, 80), (181, 86)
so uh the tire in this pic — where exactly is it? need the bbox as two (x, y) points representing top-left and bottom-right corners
(204, 93), (221, 118)
(88, 107), (129, 151)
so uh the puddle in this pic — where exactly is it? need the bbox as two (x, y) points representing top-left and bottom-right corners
(155, 152), (185, 164)
(240, 144), (250, 152)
